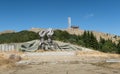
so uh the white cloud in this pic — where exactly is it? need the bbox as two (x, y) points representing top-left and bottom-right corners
(84, 13), (94, 19)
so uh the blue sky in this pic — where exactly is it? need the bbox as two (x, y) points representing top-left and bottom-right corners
(0, 0), (120, 35)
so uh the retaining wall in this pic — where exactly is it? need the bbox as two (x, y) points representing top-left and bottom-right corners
(0, 44), (20, 52)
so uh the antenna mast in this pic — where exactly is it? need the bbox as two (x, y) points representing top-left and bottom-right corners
(68, 17), (71, 28)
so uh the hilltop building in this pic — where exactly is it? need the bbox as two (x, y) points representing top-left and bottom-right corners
(68, 17), (79, 30)
(71, 25), (79, 29)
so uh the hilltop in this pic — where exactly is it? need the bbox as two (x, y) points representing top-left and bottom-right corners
(28, 27), (120, 43)
(1, 28), (119, 43)
(66, 28), (120, 43)
(0, 30), (15, 35)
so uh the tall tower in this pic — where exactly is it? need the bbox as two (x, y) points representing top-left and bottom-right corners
(68, 17), (71, 28)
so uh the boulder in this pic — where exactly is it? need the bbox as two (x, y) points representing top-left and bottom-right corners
(8, 54), (22, 62)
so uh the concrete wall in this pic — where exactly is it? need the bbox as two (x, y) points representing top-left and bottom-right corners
(0, 44), (20, 52)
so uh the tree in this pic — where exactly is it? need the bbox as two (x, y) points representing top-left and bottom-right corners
(89, 32), (99, 49)
(98, 37), (106, 50)
(81, 31), (90, 47)
(100, 40), (117, 53)
(117, 40), (120, 54)
(53, 30), (71, 42)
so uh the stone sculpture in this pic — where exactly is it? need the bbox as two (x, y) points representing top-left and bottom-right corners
(39, 28), (53, 48)
(19, 28), (82, 52)
(39, 28), (59, 50)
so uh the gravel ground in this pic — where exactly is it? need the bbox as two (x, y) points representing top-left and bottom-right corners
(0, 51), (120, 74)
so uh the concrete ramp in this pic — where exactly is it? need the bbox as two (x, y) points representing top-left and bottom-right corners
(20, 40), (40, 52)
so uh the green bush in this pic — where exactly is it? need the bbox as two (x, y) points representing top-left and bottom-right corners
(0, 30), (39, 43)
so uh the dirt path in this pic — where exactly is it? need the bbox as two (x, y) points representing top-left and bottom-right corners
(0, 51), (120, 74)
(1, 62), (120, 74)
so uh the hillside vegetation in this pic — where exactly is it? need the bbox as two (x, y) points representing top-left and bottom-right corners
(0, 30), (39, 43)
(53, 30), (120, 54)
(0, 30), (120, 54)
(66, 28), (120, 43)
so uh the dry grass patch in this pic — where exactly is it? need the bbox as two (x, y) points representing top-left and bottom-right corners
(0, 53), (16, 69)
(76, 51), (120, 58)
(0, 52), (22, 69)
(92, 62), (120, 69)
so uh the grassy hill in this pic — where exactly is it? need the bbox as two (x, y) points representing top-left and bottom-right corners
(0, 28), (120, 54)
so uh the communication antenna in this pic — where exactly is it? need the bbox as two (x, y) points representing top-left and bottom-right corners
(68, 17), (71, 28)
